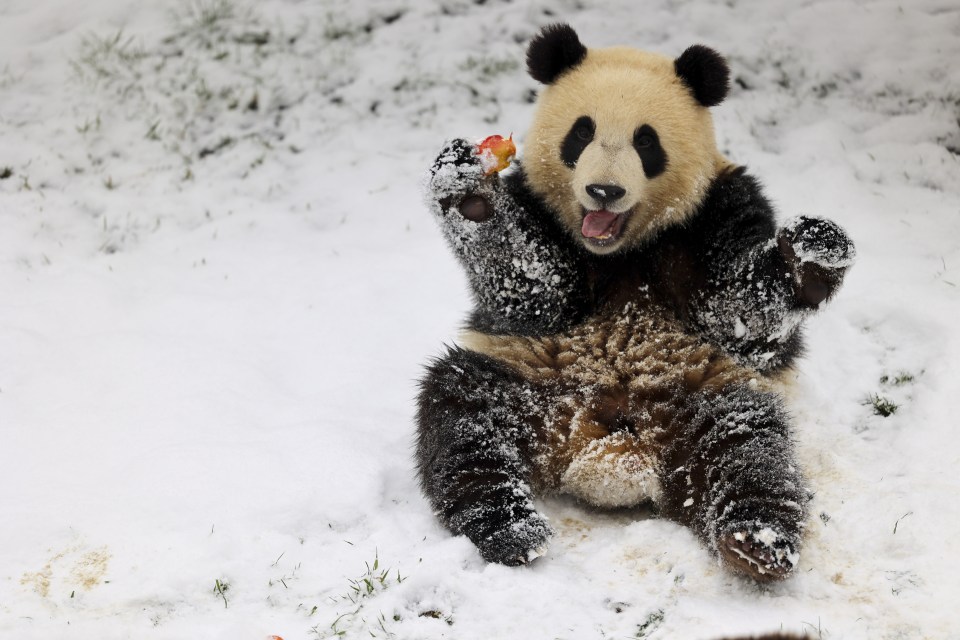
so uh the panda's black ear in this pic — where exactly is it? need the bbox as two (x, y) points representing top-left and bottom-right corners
(526, 23), (588, 84)
(674, 45), (730, 107)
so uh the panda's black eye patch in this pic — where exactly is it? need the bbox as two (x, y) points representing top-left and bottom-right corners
(634, 124), (668, 178)
(561, 116), (595, 168)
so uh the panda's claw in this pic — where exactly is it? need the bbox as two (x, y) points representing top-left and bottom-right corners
(717, 529), (799, 582)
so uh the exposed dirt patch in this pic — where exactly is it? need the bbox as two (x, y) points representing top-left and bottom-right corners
(20, 544), (111, 597)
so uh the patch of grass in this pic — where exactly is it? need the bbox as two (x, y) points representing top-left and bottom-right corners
(180, 0), (235, 30)
(880, 371), (915, 386)
(169, 0), (246, 49)
(268, 554), (302, 592)
(76, 115), (101, 135)
(346, 552), (403, 601)
(321, 13), (364, 41)
(886, 569), (922, 596)
(213, 578), (229, 608)
(801, 617), (825, 639)
(311, 551), (406, 639)
(198, 136), (234, 159)
(70, 30), (146, 87)
(145, 120), (161, 140)
(418, 610), (453, 625)
(865, 370), (918, 418)
(864, 393), (898, 417)
(69, 0), (300, 176)
(636, 609), (665, 638)
(893, 511), (913, 534)
(459, 55), (519, 80)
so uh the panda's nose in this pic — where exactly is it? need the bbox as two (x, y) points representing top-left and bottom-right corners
(585, 183), (626, 206)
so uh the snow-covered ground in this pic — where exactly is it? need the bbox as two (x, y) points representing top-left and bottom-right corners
(1, 0), (959, 638)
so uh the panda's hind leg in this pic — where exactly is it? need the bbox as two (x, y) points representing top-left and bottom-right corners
(659, 384), (808, 581)
(415, 346), (551, 565)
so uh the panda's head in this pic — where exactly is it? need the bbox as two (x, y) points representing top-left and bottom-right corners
(524, 24), (733, 255)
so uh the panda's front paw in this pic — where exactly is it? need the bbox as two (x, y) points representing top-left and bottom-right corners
(777, 216), (856, 308)
(717, 526), (800, 582)
(474, 512), (553, 566)
(428, 139), (495, 222)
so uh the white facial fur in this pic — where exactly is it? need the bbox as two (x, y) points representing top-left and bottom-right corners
(525, 46), (732, 255)
(574, 139), (645, 214)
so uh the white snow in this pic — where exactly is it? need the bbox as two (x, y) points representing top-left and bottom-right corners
(733, 316), (747, 339)
(2, 0), (959, 639)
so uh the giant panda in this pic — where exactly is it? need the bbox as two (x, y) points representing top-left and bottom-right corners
(416, 24), (855, 582)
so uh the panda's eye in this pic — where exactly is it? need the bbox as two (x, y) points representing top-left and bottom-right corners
(633, 124), (667, 178)
(561, 116), (596, 168)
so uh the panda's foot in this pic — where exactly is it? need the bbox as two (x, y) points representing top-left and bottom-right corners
(474, 512), (553, 566)
(717, 527), (799, 582)
(778, 216), (856, 308)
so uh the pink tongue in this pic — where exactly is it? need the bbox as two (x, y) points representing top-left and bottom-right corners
(581, 210), (619, 238)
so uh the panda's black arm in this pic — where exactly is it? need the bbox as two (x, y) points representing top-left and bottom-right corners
(425, 139), (590, 335)
(659, 168), (855, 372)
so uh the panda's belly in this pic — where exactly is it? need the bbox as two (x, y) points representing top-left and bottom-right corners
(461, 300), (758, 394)
(462, 300), (762, 507)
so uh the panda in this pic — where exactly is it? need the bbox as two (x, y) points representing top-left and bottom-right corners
(416, 24), (855, 581)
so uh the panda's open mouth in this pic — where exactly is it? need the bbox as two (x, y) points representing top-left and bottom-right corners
(581, 208), (631, 247)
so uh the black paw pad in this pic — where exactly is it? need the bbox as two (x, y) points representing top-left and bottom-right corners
(717, 529), (799, 582)
(459, 195), (492, 222)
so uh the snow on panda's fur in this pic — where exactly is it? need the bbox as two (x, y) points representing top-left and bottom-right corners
(416, 24), (855, 581)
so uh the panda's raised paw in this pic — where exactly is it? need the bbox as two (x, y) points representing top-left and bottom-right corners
(429, 139), (488, 199)
(429, 138), (504, 222)
(475, 512), (553, 566)
(777, 216), (856, 308)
